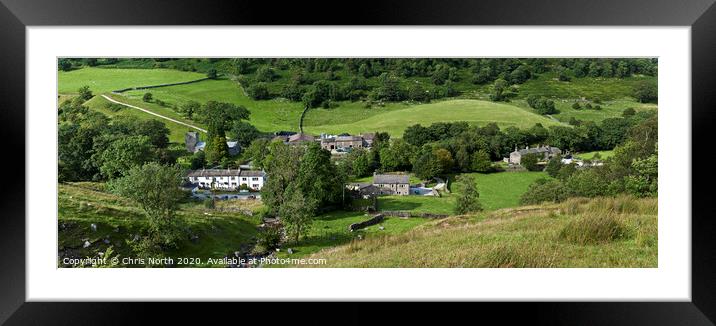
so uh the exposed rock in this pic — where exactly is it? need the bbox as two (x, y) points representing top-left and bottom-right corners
(103, 239), (111, 244)
(83, 241), (91, 248)
(379, 226), (385, 230)
(287, 248), (293, 254)
(90, 224), (97, 232)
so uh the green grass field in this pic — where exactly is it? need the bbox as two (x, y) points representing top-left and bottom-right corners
(123, 78), (305, 132)
(59, 67), (656, 138)
(304, 99), (563, 137)
(375, 171), (550, 214)
(58, 67), (206, 94)
(84, 95), (206, 144)
(298, 196), (658, 267)
(575, 150), (615, 160)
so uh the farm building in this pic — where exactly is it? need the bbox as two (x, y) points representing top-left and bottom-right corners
(320, 134), (364, 151)
(319, 133), (375, 151)
(287, 133), (316, 145)
(186, 168), (266, 191)
(372, 173), (410, 196)
(507, 145), (561, 165)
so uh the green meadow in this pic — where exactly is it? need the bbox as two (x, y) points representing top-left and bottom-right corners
(84, 94), (206, 144)
(304, 99), (563, 137)
(58, 67), (206, 94)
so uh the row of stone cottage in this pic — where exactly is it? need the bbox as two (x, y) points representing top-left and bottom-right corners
(185, 131), (376, 157)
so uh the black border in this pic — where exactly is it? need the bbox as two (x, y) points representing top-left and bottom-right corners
(2, 0), (715, 324)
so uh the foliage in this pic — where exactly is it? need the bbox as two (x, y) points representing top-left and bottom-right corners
(97, 135), (155, 179)
(279, 186), (318, 242)
(253, 226), (283, 254)
(109, 163), (185, 248)
(544, 154), (562, 178)
(142, 92), (153, 102)
(78, 85), (93, 101)
(634, 81), (658, 103)
(454, 175), (482, 214)
(521, 153), (543, 171)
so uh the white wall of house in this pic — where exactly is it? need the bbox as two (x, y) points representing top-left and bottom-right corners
(188, 174), (265, 191)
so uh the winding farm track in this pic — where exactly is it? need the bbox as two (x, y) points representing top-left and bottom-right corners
(100, 94), (207, 133)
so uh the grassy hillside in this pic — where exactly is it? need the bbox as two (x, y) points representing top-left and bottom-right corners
(60, 67), (656, 137)
(59, 67), (206, 94)
(123, 78), (305, 132)
(58, 182), (262, 267)
(297, 196), (658, 268)
(304, 99), (563, 136)
(84, 95), (206, 144)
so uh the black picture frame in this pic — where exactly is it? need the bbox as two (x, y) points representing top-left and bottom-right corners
(1, 0), (714, 324)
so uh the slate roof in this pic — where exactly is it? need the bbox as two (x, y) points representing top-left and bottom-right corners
(187, 169), (242, 177)
(239, 170), (266, 177)
(373, 173), (410, 184)
(187, 169), (265, 178)
(288, 133), (315, 142)
(513, 146), (561, 156)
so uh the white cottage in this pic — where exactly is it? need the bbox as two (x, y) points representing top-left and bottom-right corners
(186, 168), (266, 191)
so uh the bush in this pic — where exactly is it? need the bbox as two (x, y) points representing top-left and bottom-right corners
(246, 82), (270, 100)
(142, 93), (153, 102)
(78, 86), (93, 101)
(253, 226), (283, 254)
(622, 107), (636, 117)
(521, 153), (543, 171)
(520, 178), (568, 205)
(559, 213), (628, 245)
(527, 96), (557, 115)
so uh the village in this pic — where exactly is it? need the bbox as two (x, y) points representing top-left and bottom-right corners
(182, 130), (600, 202)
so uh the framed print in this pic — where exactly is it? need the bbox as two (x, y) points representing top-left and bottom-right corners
(2, 0), (716, 324)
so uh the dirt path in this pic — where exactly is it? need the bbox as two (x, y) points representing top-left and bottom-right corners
(100, 94), (207, 133)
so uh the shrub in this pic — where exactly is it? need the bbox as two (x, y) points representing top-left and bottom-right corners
(572, 102), (581, 110)
(622, 107), (636, 117)
(520, 178), (568, 205)
(78, 86), (93, 101)
(559, 213), (628, 245)
(142, 92), (153, 102)
(253, 226), (283, 254)
(521, 153), (543, 171)
(246, 82), (270, 100)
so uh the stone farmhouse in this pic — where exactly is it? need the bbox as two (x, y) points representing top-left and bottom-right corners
(507, 145), (561, 165)
(320, 134), (364, 151)
(271, 132), (375, 153)
(186, 168), (266, 191)
(185, 131), (240, 156)
(372, 172), (410, 196)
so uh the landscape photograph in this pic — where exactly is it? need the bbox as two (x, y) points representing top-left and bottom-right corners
(57, 57), (658, 268)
